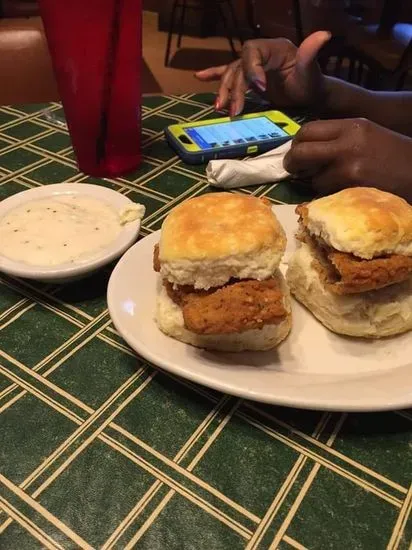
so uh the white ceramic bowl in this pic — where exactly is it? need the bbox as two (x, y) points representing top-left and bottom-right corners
(0, 183), (143, 283)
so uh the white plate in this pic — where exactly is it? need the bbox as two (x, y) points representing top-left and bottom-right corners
(0, 183), (142, 283)
(107, 205), (412, 411)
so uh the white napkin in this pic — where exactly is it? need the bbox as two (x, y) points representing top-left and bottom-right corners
(206, 140), (292, 189)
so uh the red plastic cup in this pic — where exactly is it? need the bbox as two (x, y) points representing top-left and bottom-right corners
(39, 0), (142, 177)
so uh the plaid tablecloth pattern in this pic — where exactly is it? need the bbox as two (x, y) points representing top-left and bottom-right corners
(0, 94), (411, 550)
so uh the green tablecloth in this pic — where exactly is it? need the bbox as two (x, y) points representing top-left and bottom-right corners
(0, 94), (411, 550)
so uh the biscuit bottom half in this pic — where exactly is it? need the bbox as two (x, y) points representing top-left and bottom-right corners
(287, 242), (412, 338)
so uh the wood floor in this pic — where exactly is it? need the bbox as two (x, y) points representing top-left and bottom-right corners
(142, 11), (238, 95)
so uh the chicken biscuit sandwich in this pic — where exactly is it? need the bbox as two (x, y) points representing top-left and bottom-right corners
(153, 193), (291, 351)
(287, 187), (412, 338)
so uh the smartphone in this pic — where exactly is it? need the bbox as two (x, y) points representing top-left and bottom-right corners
(164, 110), (300, 165)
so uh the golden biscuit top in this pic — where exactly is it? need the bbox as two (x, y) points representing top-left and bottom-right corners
(159, 193), (286, 261)
(302, 187), (412, 259)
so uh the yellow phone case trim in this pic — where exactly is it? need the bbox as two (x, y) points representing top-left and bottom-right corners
(167, 110), (300, 153)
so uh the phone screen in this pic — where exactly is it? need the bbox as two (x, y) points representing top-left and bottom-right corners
(185, 116), (287, 150)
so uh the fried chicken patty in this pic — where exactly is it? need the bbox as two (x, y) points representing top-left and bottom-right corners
(327, 250), (412, 294)
(164, 278), (286, 335)
(153, 243), (286, 334)
(295, 217), (412, 294)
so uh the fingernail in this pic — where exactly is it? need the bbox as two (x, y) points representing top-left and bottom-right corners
(253, 79), (266, 92)
(214, 98), (221, 111)
(230, 105), (241, 118)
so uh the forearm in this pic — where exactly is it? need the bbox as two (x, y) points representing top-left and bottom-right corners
(320, 76), (412, 137)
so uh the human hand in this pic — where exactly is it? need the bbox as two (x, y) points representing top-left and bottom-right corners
(284, 118), (412, 202)
(194, 31), (331, 117)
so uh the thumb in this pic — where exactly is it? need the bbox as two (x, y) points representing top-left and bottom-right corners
(295, 31), (331, 72)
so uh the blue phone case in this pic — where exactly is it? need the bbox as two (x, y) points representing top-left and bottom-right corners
(164, 127), (292, 165)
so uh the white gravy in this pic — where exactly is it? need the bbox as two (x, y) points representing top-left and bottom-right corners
(0, 194), (135, 266)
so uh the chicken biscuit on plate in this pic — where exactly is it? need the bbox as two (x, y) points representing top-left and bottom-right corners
(153, 193), (291, 352)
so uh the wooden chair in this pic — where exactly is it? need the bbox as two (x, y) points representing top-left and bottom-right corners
(330, 0), (412, 90)
(344, 22), (412, 89)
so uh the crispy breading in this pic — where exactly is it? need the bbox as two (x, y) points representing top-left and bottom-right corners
(295, 203), (309, 225)
(164, 278), (286, 334)
(164, 280), (210, 305)
(153, 244), (160, 272)
(299, 230), (412, 294)
(328, 251), (412, 294)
